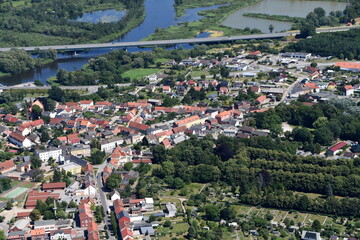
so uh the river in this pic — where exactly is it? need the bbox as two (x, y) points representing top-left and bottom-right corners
(0, 0), (226, 86)
(222, 0), (347, 33)
(0, 0), (348, 86)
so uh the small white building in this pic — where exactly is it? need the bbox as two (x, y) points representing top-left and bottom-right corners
(101, 137), (124, 153)
(110, 190), (121, 201)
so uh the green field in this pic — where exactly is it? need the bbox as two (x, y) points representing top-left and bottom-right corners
(121, 68), (161, 80)
(2, 187), (29, 199)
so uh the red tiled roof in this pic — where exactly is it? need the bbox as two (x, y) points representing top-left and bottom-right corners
(0, 160), (15, 172)
(49, 118), (63, 125)
(20, 119), (45, 127)
(9, 131), (26, 142)
(42, 182), (66, 190)
(256, 95), (267, 103)
(344, 85), (353, 90)
(128, 121), (150, 132)
(30, 228), (46, 236)
(80, 100), (93, 104)
(175, 115), (200, 126)
(17, 212), (31, 218)
(172, 126), (187, 134)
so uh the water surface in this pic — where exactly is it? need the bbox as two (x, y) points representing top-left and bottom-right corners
(223, 0), (347, 33)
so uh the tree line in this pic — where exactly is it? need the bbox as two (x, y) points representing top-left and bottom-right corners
(285, 28), (360, 59)
(151, 134), (360, 217)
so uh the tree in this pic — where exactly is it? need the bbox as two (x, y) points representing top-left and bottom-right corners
(52, 138), (61, 147)
(163, 220), (172, 227)
(312, 219), (321, 232)
(40, 131), (50, 143)
(203, 205), (220, 221)
(56, 210), (67, 219)
(5, 200), (12, 210)
(269, 24), (274, 33)
(31, 155), (42, 169)
(32, 169), (44, 182)
(52, 169), (62, 182)
(314, 7), (326, 18)
(34, 80), (44, 86)
(299, 21), (316, 38)
(310, 62), (318, 68)
(68, 200), (77, 208)
(48, 86), (65, 102)
(123, 162), (133, 171)
(0, 230), (5, 240)
(32, 105), (43, 119)
(220, 204), (236, 221)
(90, 139), (101, 150)
(105, 173), (122, 190)
(152, 145), (167, 164)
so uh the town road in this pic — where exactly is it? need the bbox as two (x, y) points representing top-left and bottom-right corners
(95, 161), (115, 240)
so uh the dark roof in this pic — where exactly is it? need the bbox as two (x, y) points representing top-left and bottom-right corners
(66, 155), (87, 167)
(351, 144), (360, 153)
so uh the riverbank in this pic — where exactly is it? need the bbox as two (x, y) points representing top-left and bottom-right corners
(90, 7), (146, 44)
(0, 0), (145, 48)
(143, 0), (262, 41)
(242, 13), (304, 23)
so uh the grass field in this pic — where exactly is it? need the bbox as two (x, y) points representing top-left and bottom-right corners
(121, 68), (161, 80)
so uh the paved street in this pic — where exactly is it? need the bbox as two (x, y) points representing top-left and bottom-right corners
(95, 161), (115, 240)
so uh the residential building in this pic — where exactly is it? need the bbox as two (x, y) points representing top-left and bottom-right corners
(326, 142), (347, 156)
(36, 148), (62, 162)
(0, 160), (16, 174)
(8, 132), (32, 148)
(101, 137), (124, 153)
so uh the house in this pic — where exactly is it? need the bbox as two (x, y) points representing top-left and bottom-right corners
(34, 220), (56, 232)
(7, 231), (28, 240)
(0, 160), (16, 174)
(128, 121), (150, 133)
(102, 166), (112, 183)
(219, 87), (229, 95)
(101, 137), (124, 154)
(165, 203), (177, 217)
(78, 202), (94, 228)
(8, 132), (32, 148)
(162, 86), (171, 93)
(255, 95), (267, 104)
(30, 228), (46, 240)
(326, 141), (347, 156)
(10, 219), (30, 232)
(301, 231), (322, 240)
(79, 100), (93, 109)
(343, 85), (354, 96)
(49, 229), (76, 240)
(110, 190), (121, 201)
(175, 115), (202, 128)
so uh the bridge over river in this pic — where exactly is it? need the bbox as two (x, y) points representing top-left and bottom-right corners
(0, 26), (357, 52)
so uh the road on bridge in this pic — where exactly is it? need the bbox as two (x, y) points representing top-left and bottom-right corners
(0, 26), (358, 52)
